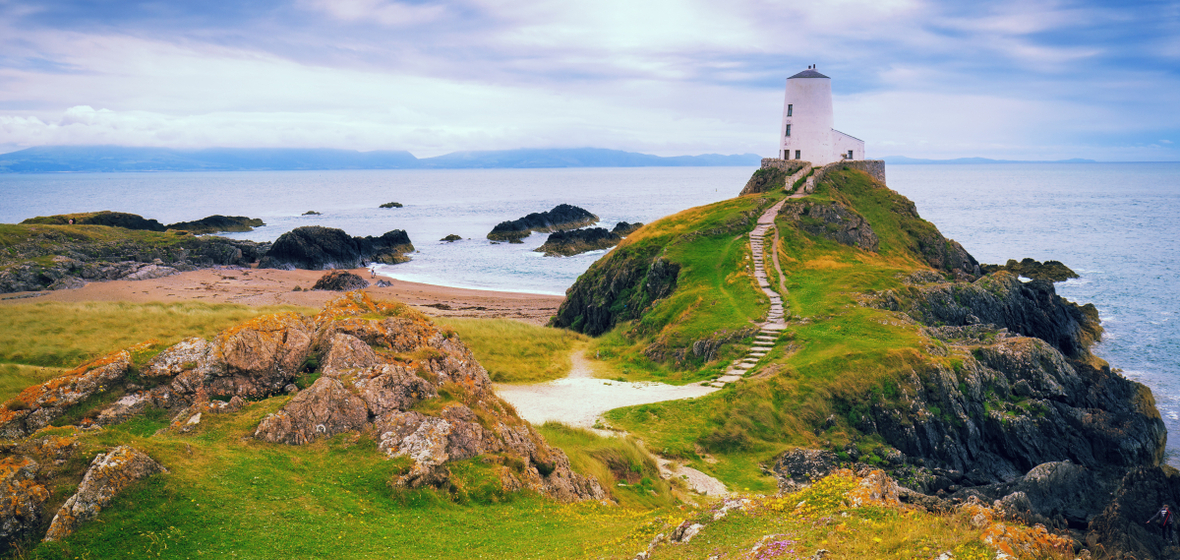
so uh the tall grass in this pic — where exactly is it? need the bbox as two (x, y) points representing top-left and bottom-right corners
(436, 317), (587, 383)
(0, 301), (315, 369)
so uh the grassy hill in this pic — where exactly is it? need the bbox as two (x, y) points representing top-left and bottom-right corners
(0, 165), (1118, 559)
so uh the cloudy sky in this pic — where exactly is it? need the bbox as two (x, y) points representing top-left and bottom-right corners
(0, 0), (1176, 160)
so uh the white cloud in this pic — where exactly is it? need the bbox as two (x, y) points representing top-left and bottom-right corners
(298, 0), (449, 26)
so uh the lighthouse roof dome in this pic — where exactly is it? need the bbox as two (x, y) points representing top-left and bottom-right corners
(788, 68), (829, 79)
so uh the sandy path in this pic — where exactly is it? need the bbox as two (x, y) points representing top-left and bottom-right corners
(0, 267), (563, 325)
(495, 351), (718, 429)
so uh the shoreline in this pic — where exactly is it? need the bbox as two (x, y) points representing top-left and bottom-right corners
(0, 267), (564, 325)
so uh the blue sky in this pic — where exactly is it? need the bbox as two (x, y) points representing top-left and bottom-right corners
(0, 0), (1176, 160)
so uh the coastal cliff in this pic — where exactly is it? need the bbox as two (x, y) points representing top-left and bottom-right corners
(567, 163), (1170, 557)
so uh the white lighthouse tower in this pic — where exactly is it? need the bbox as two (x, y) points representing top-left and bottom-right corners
(779, 66), (864, 165)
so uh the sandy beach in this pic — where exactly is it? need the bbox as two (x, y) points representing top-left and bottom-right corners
(0, 267), (564, 325)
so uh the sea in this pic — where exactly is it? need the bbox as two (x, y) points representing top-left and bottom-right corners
(1, 163), (1177, 463)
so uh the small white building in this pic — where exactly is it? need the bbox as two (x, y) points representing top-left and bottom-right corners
(778, 66), (864, 165)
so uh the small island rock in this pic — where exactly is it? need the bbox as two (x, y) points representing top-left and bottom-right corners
(487, 204), (598, 242)
(441, 234), (462, 242)
(166, 215), (265, 234)
(379, 202), (403, 209)
(535, 227), (621, 257)
(258, 226), (414, 270)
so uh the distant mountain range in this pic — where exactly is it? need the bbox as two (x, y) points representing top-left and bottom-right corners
(0, 146), (762, 172)
(881, 156), (1097, 164)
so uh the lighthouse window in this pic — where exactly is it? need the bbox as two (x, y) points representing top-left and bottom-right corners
(785, 124), (791, 137)
(787, 104), (793, 117)
(795, 150), (801, 159)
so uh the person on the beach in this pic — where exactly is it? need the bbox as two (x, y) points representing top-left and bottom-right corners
(1147, 504), (1176, 544)
(369, 265), (376, 278)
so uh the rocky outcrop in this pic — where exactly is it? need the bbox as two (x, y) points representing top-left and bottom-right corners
(21, 211), (166, 231)
(1086, 466), (1180, 559)
(242, 292), (605, 502)
(0, 457), (50, 545)
(137, 313), (315, 404)
(611, 222), (643, 236)
(0, 227), (268, 293)
(875, 271), (1102, 358)
(981, 258), (1080, 282)
(740, 166), (790, 196)
(312, 270), (370, 291)
(535, 228), (621, 256)
(859, 335), (1164, 487)
(779, 200), (879, 251)
(165, 215), (265, 234)
(551, 241), (680, 336)
(210, 313), (313, 399)
(253, 377), (369, 445)
(258, 226), (413, 270)
(43, 446), (164, 541)
(487, 204), (598, 242)
(0, 351), (131, 440)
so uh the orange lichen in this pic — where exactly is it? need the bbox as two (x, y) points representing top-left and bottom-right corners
(960, 498), (1072, 558)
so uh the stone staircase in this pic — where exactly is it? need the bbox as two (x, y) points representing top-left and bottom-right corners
(710, 199), (788, 388)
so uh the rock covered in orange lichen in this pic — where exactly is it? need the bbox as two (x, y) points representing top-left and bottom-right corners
(249, 291), (606, 502)
(212, 312), (314, 398)
(0, 350), (130, 440)
(0, 456), (50, 542)
(847, 468), (902, 507)
(43, 446), (165, 542)
(254, 377), (369, 445)
(959, 496), (1073, 558)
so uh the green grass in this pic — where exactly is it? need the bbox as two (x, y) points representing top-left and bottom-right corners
(537, 422), (679, 509)
(436, 318), (587, 383)
(0, 363), (66, 403)
(585, 168), (964, 492)
(18, 401), (663, 560)
(0, 301), (314, 369)
(583, 194), (783, 384)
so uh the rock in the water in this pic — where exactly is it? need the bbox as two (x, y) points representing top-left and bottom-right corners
(611, 222), (643, 236)
(302, 210), (321, 215)
(379, 202), (403, 208)
(43, 446), (164, 541)
(166, 215), (265, 234)
(535, 227), (621, 257)
(258, 226), (413, 270)
(253, 377), (369, 445)
(0, 456), (50, 543)
(980, 258), (1079, 282)
(312, 270), (370, 291)
(487, 204), (598, 242)
(440, 234), (461, 242)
